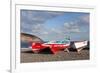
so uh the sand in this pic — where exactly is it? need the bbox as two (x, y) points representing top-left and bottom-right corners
(21, 48), (89, 63)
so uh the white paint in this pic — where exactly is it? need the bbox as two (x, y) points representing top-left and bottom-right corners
(72, 41), (88, 49)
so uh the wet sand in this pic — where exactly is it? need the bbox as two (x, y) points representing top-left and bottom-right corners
(21, 48), (89, 63)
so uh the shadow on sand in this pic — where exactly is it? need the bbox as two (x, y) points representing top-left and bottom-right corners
(21, 47), (89, 54)
(21, 48), (53, 54)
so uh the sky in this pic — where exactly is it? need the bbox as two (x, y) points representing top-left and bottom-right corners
(20, 10), (90, 41)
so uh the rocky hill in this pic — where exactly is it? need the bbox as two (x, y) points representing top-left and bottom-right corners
(21, 33), (43, 48)
(21, 33), (43, 43)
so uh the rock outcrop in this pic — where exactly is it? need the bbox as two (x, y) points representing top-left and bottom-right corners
(21, 33), (43, 48)
(21, 33), (43, 43)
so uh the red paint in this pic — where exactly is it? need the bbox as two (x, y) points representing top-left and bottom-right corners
(31, 42), (70, 54)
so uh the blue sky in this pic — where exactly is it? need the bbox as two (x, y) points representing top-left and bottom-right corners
(21, 10), (90, 41)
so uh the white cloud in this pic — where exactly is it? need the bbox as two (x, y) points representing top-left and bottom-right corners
(42, 31), (49, 35)
(63, 21), (81, 33)
(21, 10), (89, 41)
(21, 10), (65, 34)
(51, 28), (62, 34)
(70, 28), (80, 33)
(63, 22), (70, 28)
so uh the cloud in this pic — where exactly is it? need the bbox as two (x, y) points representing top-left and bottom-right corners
(42, 31), (49, 35)
(63, 14), (89, 33)
(20, 10), (89, 41)
(63, 21), (81, 33)
(70, 28), (80, 33)
(21, 10), (64, 34)
(51, 28), (62, 34)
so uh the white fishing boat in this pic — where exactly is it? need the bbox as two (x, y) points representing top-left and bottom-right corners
(71, 40), (88, 53)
